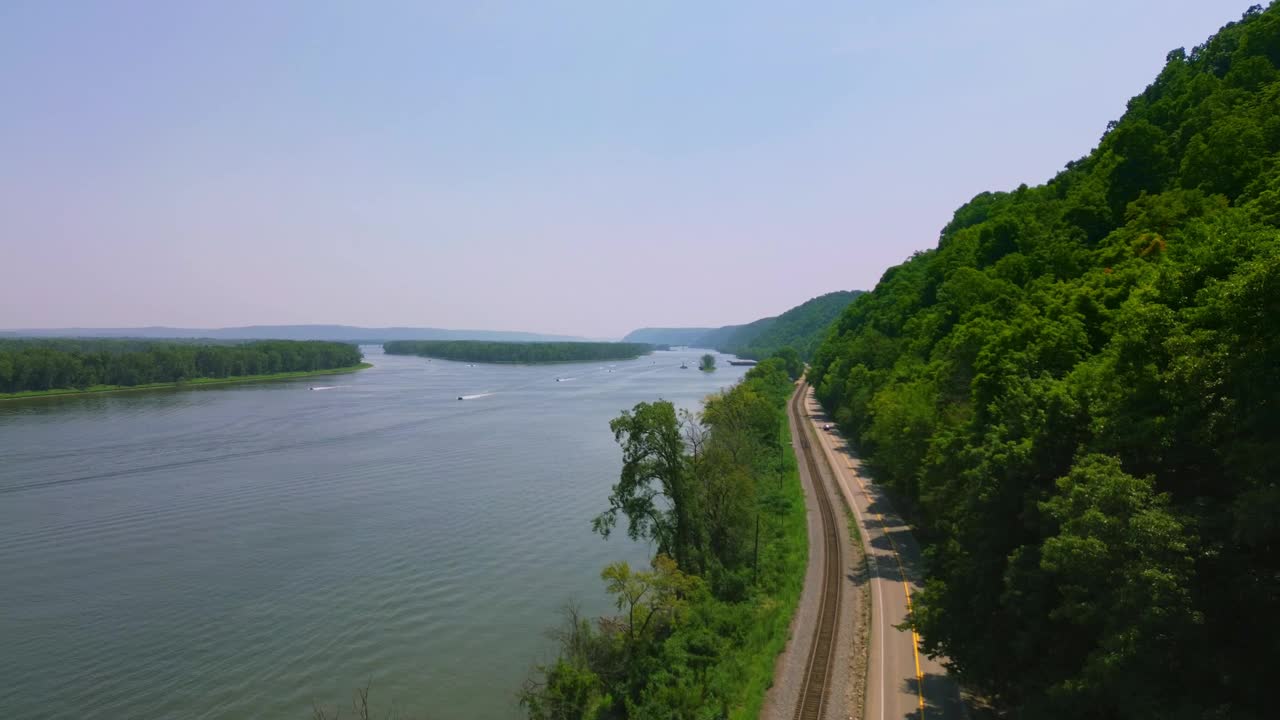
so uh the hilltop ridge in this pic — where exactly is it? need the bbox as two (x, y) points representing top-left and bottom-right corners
(623, 290), (863, 359)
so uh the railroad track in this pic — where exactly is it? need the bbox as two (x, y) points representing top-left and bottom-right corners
(791, 382), (843, 720)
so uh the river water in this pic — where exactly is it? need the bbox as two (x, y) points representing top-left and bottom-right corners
(0, 346), (748, 719)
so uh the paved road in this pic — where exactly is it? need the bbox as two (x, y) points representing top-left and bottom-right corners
(799, 387), (965, 720)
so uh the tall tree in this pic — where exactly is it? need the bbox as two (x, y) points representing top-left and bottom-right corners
(594, 401), (703, 574)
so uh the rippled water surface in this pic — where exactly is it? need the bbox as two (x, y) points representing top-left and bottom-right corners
(0, 347), (748, 719)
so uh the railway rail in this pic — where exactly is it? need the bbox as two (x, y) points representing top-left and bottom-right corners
(790, 382), (843, 720)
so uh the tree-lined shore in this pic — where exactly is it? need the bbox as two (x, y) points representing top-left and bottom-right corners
(521, 352), (809, 718)
(0, 339), (365, 398)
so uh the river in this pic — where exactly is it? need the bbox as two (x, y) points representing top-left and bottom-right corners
(0, 346), (749, 719)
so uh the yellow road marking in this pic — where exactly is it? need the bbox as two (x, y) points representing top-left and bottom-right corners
(807, 394), (927, 716)
(838, 444), (927, 717)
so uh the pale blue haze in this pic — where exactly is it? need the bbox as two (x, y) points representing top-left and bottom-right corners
(0, 1), (1246, 336)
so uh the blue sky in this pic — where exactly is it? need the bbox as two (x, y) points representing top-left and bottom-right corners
(0, 1), (1249, 336)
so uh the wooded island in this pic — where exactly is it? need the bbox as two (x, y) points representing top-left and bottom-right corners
(0, 339), (365, 398)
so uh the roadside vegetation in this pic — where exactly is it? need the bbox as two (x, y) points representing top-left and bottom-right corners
(383, 340), (651, 364)
(0, 339), (364, 397)
(809, 5), (1280, 717)
(520, 352), (807, 719)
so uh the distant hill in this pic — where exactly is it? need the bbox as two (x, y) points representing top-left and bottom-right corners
(718, 291), (865, 359)
(0, 325), (587, 343)
(620, 327), (718, 346)
(622, 290), (864, 359)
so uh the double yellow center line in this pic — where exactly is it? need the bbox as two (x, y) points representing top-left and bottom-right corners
(869, 503), (926, 719)
(815, 407), (927, 718)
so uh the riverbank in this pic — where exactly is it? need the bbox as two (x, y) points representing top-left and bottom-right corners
(0, 363), (373, 401)
(518, 360), (808, 718)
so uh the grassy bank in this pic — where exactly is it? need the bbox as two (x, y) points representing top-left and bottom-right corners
(0, 363), (372, 401)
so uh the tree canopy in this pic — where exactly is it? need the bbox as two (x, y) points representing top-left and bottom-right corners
(808, 5), (1280, 717)
(0, 338), (363, 395)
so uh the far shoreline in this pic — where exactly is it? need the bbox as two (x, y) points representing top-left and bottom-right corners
(382, 339), (654, 365)
(0, 363), (373, 402)
(399, 354), (652, 366)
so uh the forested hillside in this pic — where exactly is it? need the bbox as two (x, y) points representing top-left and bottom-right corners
(0, 339), (363, 395)
(809, 5), (1280, 717)
(718, 291), (863, 359)
(622, 291), (861, 359)
(383, 340), (651, 364)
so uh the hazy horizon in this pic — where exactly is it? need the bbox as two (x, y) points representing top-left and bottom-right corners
(1, 1), (1245, 336)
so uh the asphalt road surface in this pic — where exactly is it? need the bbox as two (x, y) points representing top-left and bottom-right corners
(800, 387), (966, 720)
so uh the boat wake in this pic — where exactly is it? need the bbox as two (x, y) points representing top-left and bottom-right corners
(309, 386), (338, 391)
(457, 392), (495, 400)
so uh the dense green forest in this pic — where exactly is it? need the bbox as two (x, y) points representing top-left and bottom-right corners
(718, 291), (863, 359)
(809, 5), (1280, 717)
(0, 339), (364, 396)
(521, 355), (806, 719)
(383, 340), (651, 364)
(622, 291), (862, 360)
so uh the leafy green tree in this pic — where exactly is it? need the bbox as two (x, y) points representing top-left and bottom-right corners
(593, 401), (703, 573)
(1030, 455), (1198, 717)
(602, 556), (704, 647)
(698, 354), (715, 372)
(768, 346), (802, 380)
(520, 605), (617, 720)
